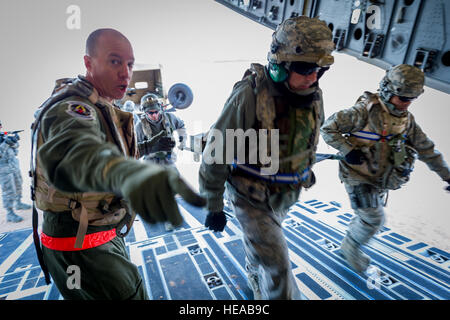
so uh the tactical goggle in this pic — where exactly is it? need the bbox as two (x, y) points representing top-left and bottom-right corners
(289, 61), (322, 76)
(146, 110), (159, 115)
(397, 96), (417, 102)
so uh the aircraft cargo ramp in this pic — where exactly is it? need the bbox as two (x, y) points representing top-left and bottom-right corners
(0, 198), (448, 300)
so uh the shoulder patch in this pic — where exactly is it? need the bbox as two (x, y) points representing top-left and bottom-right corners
(65, 101), (95, 120)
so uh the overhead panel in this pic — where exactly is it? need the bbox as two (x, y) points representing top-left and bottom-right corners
(215, 0), (450, 94)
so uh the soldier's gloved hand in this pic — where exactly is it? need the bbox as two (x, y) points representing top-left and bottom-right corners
(106, 160), (206, 226)
(178, 135), (186, 150)
(5, 135), (18, 146)
(138, 131), (165, 155)
(205, 211), (227, 232)
(445, 179), (450, 192)
(345, 149), (366, 165)
(156, 136), (176, 152)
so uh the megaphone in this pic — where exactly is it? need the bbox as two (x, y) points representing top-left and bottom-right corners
(167, 83), (193, 110)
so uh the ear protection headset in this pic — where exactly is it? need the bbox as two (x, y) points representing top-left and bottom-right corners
(269, 62), (330, 84)
(268, 62), (289, 83)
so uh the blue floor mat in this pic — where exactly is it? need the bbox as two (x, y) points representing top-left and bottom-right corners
(0, 197), (448, 300)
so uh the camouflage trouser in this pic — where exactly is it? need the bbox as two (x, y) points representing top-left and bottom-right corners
(0, 163), (19, 210)
(229, 194), (302, 300)
(344, 183), (386, 246)
(12, 164), (23, 200)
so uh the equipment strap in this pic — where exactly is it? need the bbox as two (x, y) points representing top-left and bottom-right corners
(350, 131), (394, 141)
(74, 205), (89, 249)
(32, 203), (51, 284)
(232, 161), (310, 184)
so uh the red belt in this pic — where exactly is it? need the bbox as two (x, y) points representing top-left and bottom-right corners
(41, 229), (117, 251)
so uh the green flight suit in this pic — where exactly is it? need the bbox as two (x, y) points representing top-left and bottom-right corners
(36, 76), (148, 300)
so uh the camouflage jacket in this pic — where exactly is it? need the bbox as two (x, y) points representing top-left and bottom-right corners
(199, 64), (324, 212)
(320, 91), (450, 188)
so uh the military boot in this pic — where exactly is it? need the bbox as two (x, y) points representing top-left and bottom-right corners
(164, 221), (176, 231)
(7, 209), (23, 223)
(247, 272), (263, 300)
(16, 202), (32, 210)
(340, 235), (370, 273)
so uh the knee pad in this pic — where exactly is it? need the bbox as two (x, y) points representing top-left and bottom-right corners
(349, 184), (385, 209)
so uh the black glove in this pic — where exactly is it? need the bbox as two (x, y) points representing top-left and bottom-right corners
(156, 136), (176, 152)
(345, 149), (366, 165)
(106, 159), (206, 226)
(138, 131), (165, 156)
(205, 211), (227, 232)
(5, 135), (18, 146)
(445, 179), (450, 192)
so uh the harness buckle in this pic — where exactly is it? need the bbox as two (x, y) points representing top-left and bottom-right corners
(68, 199), (80, 210)
(98, 200), (112, 214)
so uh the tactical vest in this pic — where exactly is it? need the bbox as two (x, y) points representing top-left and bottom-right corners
(342, 92), (414, 189)
(138, 113), (174, 161)
(230, 63), (321, 194)
(31, 77), (137, 248)
(139, 113), (163, 137)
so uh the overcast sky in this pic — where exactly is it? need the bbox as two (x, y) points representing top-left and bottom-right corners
(0, 0), (448, 249)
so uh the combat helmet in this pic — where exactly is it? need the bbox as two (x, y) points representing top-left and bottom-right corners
(379, 64), (425, 102)
(140, 93), (162, 112)
(122, 100), (135, 112)
(268, 16), (335, 66)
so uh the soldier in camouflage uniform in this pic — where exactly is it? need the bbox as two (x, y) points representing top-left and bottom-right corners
(0, 120), (31, 223)
(121, 100), (141, 124)
(199, 16), (335, 299)
(321, 64), (450, 273)
(135, 93), (187, 167)
(32, 28), (204, 299)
